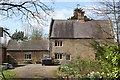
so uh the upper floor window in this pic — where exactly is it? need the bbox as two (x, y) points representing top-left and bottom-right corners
(55, 41), (62, 46)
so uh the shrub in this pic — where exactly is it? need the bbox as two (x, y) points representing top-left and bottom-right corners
(98, 45), (120, 78)
(87, 72), (102, 78)
(91, 40), (120, 78)
(24, 60), (32, 64)
(34, 60), (38, 64)
(58, 56), (103, 78)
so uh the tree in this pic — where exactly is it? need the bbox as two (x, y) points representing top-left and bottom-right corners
(30, 28), (43, 40)
(68, 8), (93, 21)
(11, 30), (27, 40)
(43, 34), (48, 40)
(88, 1), (120, 78)
(86, 0), (120, 48)
(0, 0), (53, 26)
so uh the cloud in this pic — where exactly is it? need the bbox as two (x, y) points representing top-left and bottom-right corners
(41, 9), (73, 34)
(53, 9), (73, 19)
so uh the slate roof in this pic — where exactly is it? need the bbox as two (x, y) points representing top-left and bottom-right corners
(49, 19), (113, 39)
(7, 40), (49, 51)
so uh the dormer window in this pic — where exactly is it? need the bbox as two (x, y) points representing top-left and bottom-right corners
(55, 41), (62, 46)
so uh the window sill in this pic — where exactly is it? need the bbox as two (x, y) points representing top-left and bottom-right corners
(55, 46), (63, 47)
(24, 59), (32, 61)
(55, 59), (63, 60)
(66, 60), (71, 61)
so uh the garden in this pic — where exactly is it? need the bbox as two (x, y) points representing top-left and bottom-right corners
(57, 41), (120, 79)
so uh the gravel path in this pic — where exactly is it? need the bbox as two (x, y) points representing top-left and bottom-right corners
(9, 64), (58, 78)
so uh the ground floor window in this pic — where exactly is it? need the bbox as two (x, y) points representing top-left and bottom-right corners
(25, 54), (31, 60)
(55, 53), (62, 59)
(66, 54), (70, 60)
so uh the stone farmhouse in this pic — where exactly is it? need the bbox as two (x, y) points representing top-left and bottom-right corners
(7, 11), (114, 64)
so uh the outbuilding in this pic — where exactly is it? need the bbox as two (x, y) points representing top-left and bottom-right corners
(7, 40), (49, 64)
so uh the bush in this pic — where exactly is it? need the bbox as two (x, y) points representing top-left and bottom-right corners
(24, 60), (32, 64)
(98, 45), (120, 78)
(58, 56), (103, 78)
(91, 40), (120, 78)
(86, 72), (102, 78)
(34, 60), (38, 64)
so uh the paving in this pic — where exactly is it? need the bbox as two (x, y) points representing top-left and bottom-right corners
(8, 64), (58, 78)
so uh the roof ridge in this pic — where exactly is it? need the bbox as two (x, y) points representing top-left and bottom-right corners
(53, 19), (108, 21)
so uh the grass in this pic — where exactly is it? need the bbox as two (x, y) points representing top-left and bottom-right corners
(1, 70), (17, 79)
(51, 70), (58, 78)
(34, 74), (41, 78)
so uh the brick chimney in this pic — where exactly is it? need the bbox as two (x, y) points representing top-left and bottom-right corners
(78, 11), (84, 20)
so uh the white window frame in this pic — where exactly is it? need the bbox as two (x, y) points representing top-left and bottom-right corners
(25, 54), (31, 60)
(55, 53), (63, 60)
(55, 41), (63, 47)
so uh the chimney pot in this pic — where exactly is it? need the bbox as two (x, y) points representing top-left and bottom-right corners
(78, 11), (84, 20)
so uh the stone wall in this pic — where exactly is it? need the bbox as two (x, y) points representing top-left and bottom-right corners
(7, 51), (49, 64)
(50, 39), (113, 61)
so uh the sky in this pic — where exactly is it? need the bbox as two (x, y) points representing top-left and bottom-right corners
(0, 2), (98, 32)
(0, 0), (116, 42)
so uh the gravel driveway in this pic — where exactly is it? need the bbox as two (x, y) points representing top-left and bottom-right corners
(9, 64), (58, 78)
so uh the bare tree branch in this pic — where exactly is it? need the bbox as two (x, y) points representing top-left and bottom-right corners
(0, 0), (53, 27)
(85, 0), (120, 47)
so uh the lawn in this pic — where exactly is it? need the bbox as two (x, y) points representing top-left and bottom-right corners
(1, 70), (17, 79)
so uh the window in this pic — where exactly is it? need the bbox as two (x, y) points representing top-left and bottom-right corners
(55, 41), (62, 46)
(25, 54), (31, 60)
(55, 53), (62, 59)
(58, 41), (60, 46)
(60, 42), (62, 46)
(66, 54), (70, 60)
(55, 41), (57, 46)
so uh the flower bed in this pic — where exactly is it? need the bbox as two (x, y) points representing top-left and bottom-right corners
(57, 57), (104, 79)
